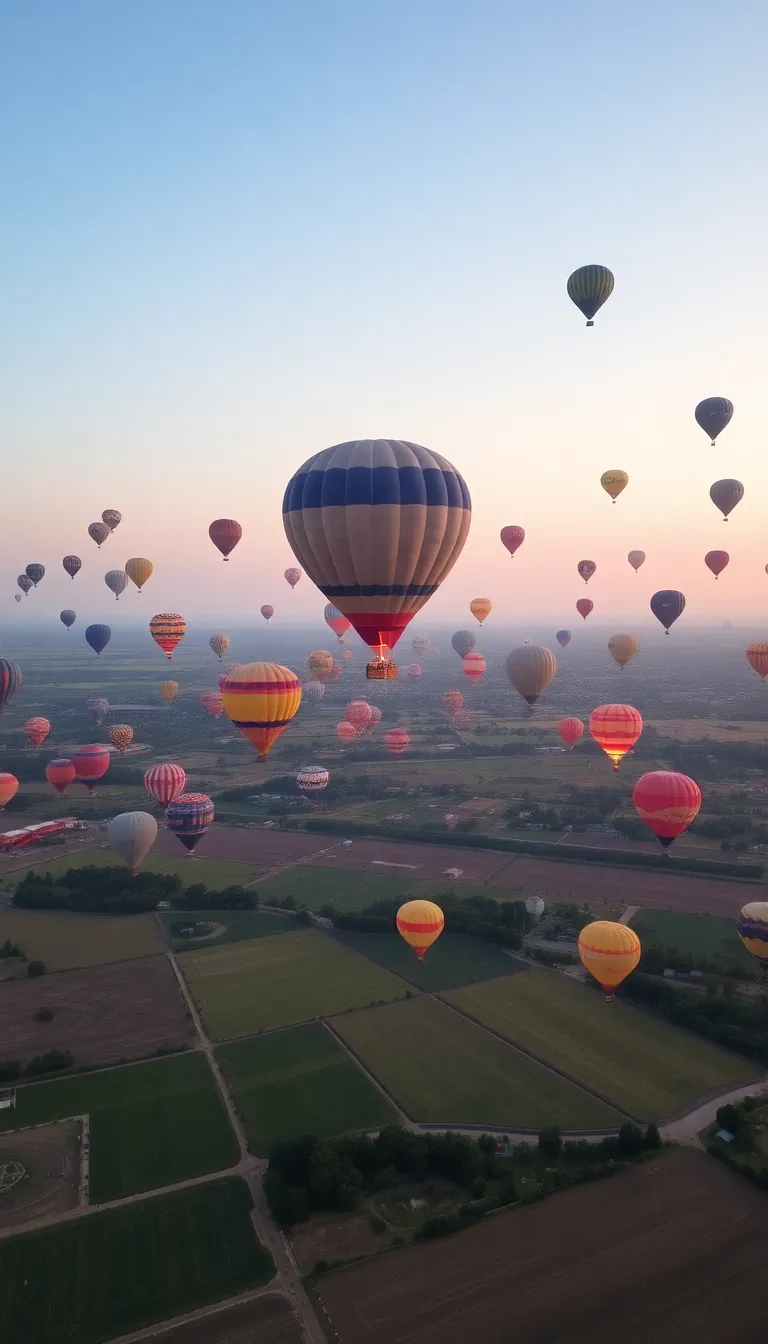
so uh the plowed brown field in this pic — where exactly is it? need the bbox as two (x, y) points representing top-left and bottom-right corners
(319, 1150), (768, 1343)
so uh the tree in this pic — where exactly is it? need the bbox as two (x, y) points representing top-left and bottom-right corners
(643, 1123), (662, 1150)
(716, 1103), (741, 1135)
(617, 1123), (644, 1156)
(27, 960), (46, 978)
(538, 1127), (562, 1159)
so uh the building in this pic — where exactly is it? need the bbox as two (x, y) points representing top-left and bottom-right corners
(0, 820), (86, 853)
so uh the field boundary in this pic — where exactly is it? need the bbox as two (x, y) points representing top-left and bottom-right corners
(322, 1020), (412, 1127)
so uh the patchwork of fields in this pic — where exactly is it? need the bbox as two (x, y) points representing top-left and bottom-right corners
(629, 908), (754, 976)
(159, 907), (296, 950)
(0, 908), (163, 970)
(329, 929), (526, 991)
(217, 1022), (398, 1154)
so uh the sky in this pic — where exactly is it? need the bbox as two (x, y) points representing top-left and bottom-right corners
(2, 0), (768, 637)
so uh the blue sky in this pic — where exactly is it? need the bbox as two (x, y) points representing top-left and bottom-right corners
(3, 1), (768, 628)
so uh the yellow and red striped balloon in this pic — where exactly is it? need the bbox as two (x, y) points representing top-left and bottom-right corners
(221, 662), (301, 760)
(396, 899), (444, 962)
(150, 613), (186, 659)
(578, 921), (641, 998)
(589, 704), (643, 769)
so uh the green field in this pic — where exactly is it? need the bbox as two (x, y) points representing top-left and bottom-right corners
(444, 971), (755, 1120)
(257, 865), (425, 913)
(629, 909), (755, 976)
(159, 907), (298, 950)
(0, 1178), (273, 1344)
(0, 907), (163, 969)
(0, 1053), (238, 1201)
(217, 1022), (398, 1154)
(12, 848), (258, 888)
(329, 929), (527, 991)
(329, 995), (622, 1129)
(180, 928), (410, 1040)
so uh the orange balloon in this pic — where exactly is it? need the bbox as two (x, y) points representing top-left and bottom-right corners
(746, 643), (768, 680)
(469, 598), (492, 625)
(589, 704), (643, 769)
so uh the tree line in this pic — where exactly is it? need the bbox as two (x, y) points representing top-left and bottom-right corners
(13, 866), (259, 915)
(618, 972), (768, 1065)
(326, 889), (531, 950)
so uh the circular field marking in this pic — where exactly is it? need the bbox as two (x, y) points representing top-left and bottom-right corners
(0, 1159), (26, 1193)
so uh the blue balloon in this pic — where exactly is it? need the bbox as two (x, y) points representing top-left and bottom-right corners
(85, 623), (111, 656)
(555, 630), (571, 648)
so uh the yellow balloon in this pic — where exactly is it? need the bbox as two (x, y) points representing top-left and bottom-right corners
(396, 900), (445, 962)
(578, 920), (641, 998)
(125, 557), (153, 592)
(470, 598), (492, 625)
(608, 633), (639, 669)
(600, 470), (628, 502)
(158, 680), (178, 704)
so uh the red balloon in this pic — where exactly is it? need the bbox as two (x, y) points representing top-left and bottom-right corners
(71, 744), (110, 795)
(632, 771), (702, 850)
(345, 700), (372, 733)
(500, 525), (525, 558)
(337, 721), (357, 743)
(385, 728), (410, 755)
(558, 717), (584, 750)
(705, 550), (729, 579)
(46, 758), (76, 795)
(576, 598), (593, 621)
(209, 519), (242, 560)
(261, 605), (274, 622)
(577, 560), (596, 583)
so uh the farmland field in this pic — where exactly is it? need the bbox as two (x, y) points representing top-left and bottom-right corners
(149, 1296), (302, 1344)
(256, 864), (424, 912)
(329, 929), (526, 991)
(445, 971), (754, 1119)
(0, 955), (191, 1068)
(318, 1149), (768, 1344)
(0, 1178), (274, 1344)
(629, 908), (754, 976)
(0, 1052), (238, 1201)
(0, 907), (163, 969)
(217, 1022), (398, 1154)
(180, 928), (410, 1039)
(329, 995), (622, 1129)
(13, 847), (259, 888)
(159, 907), (297, 950)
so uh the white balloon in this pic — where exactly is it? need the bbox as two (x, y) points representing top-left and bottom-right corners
(108, 811), (158, 873)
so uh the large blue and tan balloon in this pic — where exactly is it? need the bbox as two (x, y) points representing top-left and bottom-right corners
(737, 903), (768, 971)
(282, 440), (471, 654)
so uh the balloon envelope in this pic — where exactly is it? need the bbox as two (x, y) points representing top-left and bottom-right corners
(302, 680), (325, 706)
(705, 550), (729, 578)
(470, 598), (492, 625)
(411, 634), (430, 655)
(125, 557), (153, 591)
(608, 634), (639, 669)
(578, 921), (640, 995)
(24, 717), (50, 748)
(627, 550), (645, 572)
(385, 728), (410, 755)
(451, 630), (476, 659)
(150, 613), (186, 659)
(505, 646), (557, 707)
(158, 680), (178, 704)
(567, 265), (614, 325)
(325, 605), (352, 642)
(102, 509), (122, 531)
(209, 519), (242, 559)
(406, 664), (422, 680)
(695, 397), (733, 444)
(261, 605), (274, 622)
(108, 811), (158, 873)
(285, 568), (301, 588)
(63, 555), (81, 579)
(500, 525), (525, 557)
(632, 771), (701, 848)
(165, 793), (214, 852)
(283, 439), (471, 652)
(737, 903), (768, 971)
(297, 765), (329, 794)
(710, 479), (744, 520)
(337, 721), (357, 743)
(209, 633), (230, 659)
(17, 575), (32, 595)
(558, 717), (584, 750)
(88, 521), (110, 547)
(108, 725), (134, 753)
(577, 560), (596, 583)
(46, 759), (75, 795)
(200, 691), (225, 718)
(25, 564), (45, 587)
(396, 900), (444, 960)
(589, 704), (643, 769)
(650, 590), (685, 633)
(60, 610), (76, 629)
(0, 660), (22, 714)
(105, 569), (128, 599)
(462, 652), (486, 682)
(0, 774), (19, 808)
(346, 700), (372, 732)
(221, 662), (301, 758)
(443, 689), (465, 717)
(555, 629), (572, 648)
(85, 624), (111, 656)
(600, 470), (628, 502)
(71, 744), (110, 793)
(746, 643), (768, 680)
(87, 697), (109, 724)
(144, 763), (186, 806)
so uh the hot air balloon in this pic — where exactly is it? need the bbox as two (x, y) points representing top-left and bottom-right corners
(608, 634), (639, 670)
(736, 903), (768, 973)
(221, 662), (301, 759)
(412, 635), (430, 655)
(209, 633), (230, 660)
(308, 650), (334, 679)
(297, 765), (329, 796)
(88, 521), (110, 548)
(589, 704), (643, 769)
(158, 680), (178, 705)
(24, 717), (50, 748)
(105, 569), (128, 600)
(17, 575), (32, 596)
(407, 664), (422, 680)
(261, 605), (274, 623)
(710, 479), (744, 521)
(526, 895), (545, 922)
(627, 550), (646, 573)
(46, 759), (76, 796)
(705, 550), (729, 579)
(577, 560), (596, 583)
(71, 744), (110, 794)
(462, 651), (486, 683)
(567, 265), (614, 326)
(326, 660), (343, 681)
(150, 613), (186, 659)
(324, 605), (352, 643)
(14, 593), (21, 603)
(443, 689), (465, 718)
(346, 700), (372, 733)
(0, 660), (22, 716)
(633, 771), (701, 850)
(85, 623), (111, 656)
(746, 644), (768, 680)
(386, 728), (410, 756)
(444, 813), (459, 829)
(63, 555), (81, 579)
(285, 568), (302, 589)
(224, 663), (241, 679)
(60, 609), (76, 629)
(302, 680), (325, 707)
(0, 774), (19, 809)
(454, 707), (471, 727)
(470, 598), (492, 626)
(695, 397), (733, 445)
(102, 509), (122, 531)
(125, 558), (153, 592)
(25, 564), (45, 587)
(337, 721), (357, 744)
(396, 899), (444, 961)
(200, 691), (225, 718)
(108, 811), (158, 874)
(109, 725), (134, 753)
(650, 590), (685, 633)
(209, 519), (242, 560)
(165, 793), (215, 852)
(87, 697), (109, 725)
(500, 525), (525, 558)
(451, 630), (476, 659)
(558, 718), (584, 750)
(555, 630), (572, 648)
(283, 439), (471, 654)
(600, 470), (628, 502)
(144, 763), (186, 806)
(368, 706), (382, 729)
(505, 646), (557, 708)
(343, 649), (353, 660)
(578, 921), (640, 999)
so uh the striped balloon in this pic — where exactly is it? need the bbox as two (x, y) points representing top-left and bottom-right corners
(200, 692), (225, 718)
(747, 643), (768, 680)
(221, 662), (302, 759)
(144, 763), (186, 806)
(567, 265), (615, 326)
(149, 613), (186, 659)
(385, 728), (410, 755)
(396, 900), (444, 962)
(46, 759), (76, 795)
(0, 660), (22, 714)
(632, 771), (701, 849)
(578, 921), (640, 998)
(165, 793), (214, 852)
(737, 903), (768, 972)
(24, 717), (50, 748)
(297, 765), (329, 795)
(558, 717), (584, 750)
(589, 704), (643, 769)
(283, 439), (471, 653)
(71, 744), (110, 794)
(462, 651), (486, 683)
